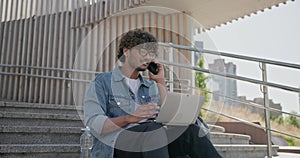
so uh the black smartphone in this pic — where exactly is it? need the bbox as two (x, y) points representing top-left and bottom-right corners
(147, 62), (159, 75)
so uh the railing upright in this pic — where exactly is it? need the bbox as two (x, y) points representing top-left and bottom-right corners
(169, 47), (174, 92)
(261, 62), (272, 158)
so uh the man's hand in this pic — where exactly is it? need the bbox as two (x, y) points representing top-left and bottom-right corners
(126, 102), (160, 123)
(102, 103), (159, 134)
(148, 60), (167, 104)
(148, 60), (165, 84)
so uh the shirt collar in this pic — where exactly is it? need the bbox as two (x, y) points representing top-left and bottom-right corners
(112, 66), (150, 88)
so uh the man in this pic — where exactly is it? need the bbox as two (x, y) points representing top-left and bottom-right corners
(84, 29), (221, 158)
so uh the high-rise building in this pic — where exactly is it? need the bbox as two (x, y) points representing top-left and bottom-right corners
(208, 59), (237, 105)
(193, 41), (203, 66)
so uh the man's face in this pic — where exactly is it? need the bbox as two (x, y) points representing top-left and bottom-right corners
(126, 45), (157, 71)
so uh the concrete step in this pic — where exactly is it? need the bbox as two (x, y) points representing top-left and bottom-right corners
(276, 152), (300, 158)
(208, 124), (225, 133)
(0, 144), (80, 158)
(214, 144), (279, 158)
(210, 132), (250, 144)
(0, 112), (84, 127)
(0, 126), (82, 144)
(0, 101), (83, 115)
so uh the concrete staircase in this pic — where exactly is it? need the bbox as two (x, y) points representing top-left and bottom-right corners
(0, 101), (84, 158)
(208, 125), (279, 158)
(0, 101), (279, 158)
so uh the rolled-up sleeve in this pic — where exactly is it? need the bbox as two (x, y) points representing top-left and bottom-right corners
(84, 81), (108, 137)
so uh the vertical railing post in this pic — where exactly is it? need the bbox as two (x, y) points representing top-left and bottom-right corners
(169, 46), (174, 92)
(261, 62), (272, 158)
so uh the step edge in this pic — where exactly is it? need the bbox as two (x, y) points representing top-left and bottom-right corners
(0, 111), (83, 120)
(211, 132), (251, 139)
(0, 126), (83, 133)
(0, 144), (80, 153)
(0, 101), (83, 111)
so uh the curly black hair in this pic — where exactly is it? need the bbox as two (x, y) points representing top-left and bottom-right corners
(118, 29), (157, 62)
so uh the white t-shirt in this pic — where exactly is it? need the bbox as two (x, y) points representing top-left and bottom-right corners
(125, 77), (148, 126)
(125, 77), (140, 110)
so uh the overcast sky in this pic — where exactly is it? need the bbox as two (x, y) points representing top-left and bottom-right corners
(196, 0), (300, 114)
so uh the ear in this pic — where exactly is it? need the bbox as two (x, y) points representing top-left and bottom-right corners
(123, 48), (129, 56)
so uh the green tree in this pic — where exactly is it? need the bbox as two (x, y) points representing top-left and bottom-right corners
(195, 56), (210, 105)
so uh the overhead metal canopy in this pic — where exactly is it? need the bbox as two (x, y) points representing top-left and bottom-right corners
(141, 0), (291, 30)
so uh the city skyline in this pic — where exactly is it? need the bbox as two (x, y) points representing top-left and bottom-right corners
(206, 58), (283, 115)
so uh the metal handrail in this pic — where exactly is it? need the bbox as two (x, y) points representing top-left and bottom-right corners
(187, 84), (300, 118)
(202, 107), (300, 140)
(159, 60), (300, 93)
(0, 72), (91, 83)
(0, 64), (101, 74)
(159, 42), (300, 69)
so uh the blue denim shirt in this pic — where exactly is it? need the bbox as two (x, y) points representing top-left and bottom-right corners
(84, 66), (160, 158)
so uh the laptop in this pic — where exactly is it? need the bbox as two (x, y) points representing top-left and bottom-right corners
(155, 92), (205, 126)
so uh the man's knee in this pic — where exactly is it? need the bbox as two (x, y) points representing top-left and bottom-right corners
(186, 124), (199, 135)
